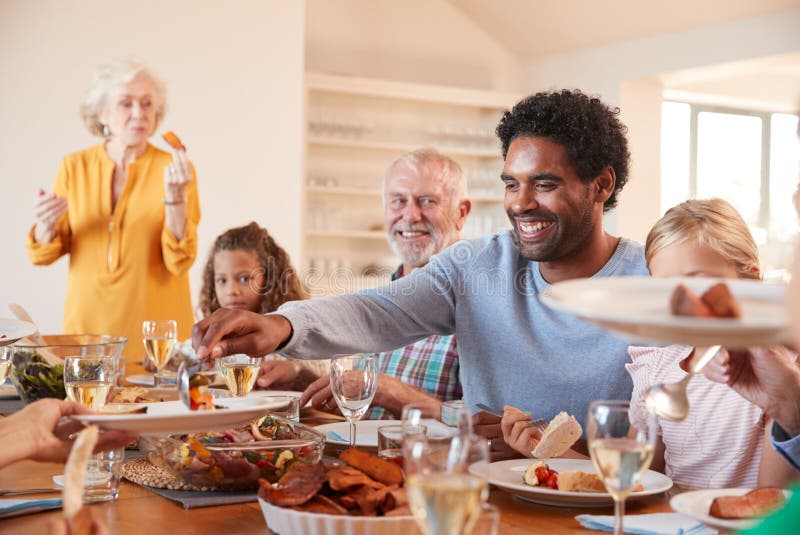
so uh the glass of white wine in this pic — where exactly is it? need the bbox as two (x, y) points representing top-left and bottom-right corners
(329, 354), (378, 447)
(218, 354), (262, 396)
(404, 432), (489, 535)
(63, 356), (115, 409)
(142, 320), (178, 373)
(587, 400), (657, 535)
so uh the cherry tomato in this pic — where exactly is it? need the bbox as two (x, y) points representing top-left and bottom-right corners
(545, 472), (559, 489)
(535, 466), (549, 484)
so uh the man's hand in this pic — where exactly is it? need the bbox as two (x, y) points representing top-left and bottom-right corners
(299, 374), (340, 414)
(192, 308), (292, 360)
(472, 411), (523, 462)
(256, 360), (307, 390)
(705, 346), (800, 436)
(500, 406), (541, 458)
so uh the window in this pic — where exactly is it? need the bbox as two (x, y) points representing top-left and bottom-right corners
(661, 102), (800, 271)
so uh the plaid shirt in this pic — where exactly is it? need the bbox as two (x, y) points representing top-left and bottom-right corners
(367, 265), (462, 419)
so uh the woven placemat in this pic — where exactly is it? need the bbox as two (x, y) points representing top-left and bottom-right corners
(122, 458), (217, 491)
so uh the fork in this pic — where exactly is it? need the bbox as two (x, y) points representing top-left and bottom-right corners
(0, 488), (61, 496)
(475, 403), (548, 433)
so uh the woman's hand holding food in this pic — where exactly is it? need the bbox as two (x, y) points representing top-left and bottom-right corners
(163, 145), (192, 241)
(33, 188), (68, 243)
(0, 399), (132, 468)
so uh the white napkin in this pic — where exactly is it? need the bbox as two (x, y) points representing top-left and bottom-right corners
(575, 513), (717, 535)
(0, 498), (62, 519)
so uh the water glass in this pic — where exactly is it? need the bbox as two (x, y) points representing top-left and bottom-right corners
(587, 400), (657, 535)
(378, 424), (427, 462)
(468, 503), (500, 535)
(330, 354), (378, 447)
(83, 447), (124, 503)
(264, 394), (300, 422)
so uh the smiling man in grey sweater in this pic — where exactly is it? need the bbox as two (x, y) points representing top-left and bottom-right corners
(193, 89), (648, 459)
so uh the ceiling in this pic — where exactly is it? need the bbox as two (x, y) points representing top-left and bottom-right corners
(447, 0), (800, 59)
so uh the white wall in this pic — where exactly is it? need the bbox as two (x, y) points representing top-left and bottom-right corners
(0, 0), (306, 333)
(305, 0), (521, 92)
(521, 10), (800, 242)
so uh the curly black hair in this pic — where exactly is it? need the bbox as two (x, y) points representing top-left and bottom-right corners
(496, 89), (630, 212)
(198, 222), (308, 318)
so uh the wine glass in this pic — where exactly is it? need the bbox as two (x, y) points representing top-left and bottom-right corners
(587, 400), (657, 535)
(404, 432), (489, 535)
(63, 356), (114, 409)
(329, 354), (378, 447)
(142, 320), (178, 374)
(218, 354), (262, 396)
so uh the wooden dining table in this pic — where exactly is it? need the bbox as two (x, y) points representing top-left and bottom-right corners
(0, 408), (673, 534)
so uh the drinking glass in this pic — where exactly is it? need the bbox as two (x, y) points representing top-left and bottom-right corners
(404, 432), (489, 535)
(402, 400), (471, 436)
(329, 354), (378, 447)
(587, 400), (657, 535)
(63, 356), (114, 409)
(218, 354), (262, 396)
(142, 320), (178, 373)
(378, 424), (427, 463)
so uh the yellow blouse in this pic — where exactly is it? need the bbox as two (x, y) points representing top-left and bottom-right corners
(27, 143), (201, 371)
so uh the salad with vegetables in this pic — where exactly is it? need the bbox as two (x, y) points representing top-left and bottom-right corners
(146, 415), (325, 491)
(9, 351), (65, 403)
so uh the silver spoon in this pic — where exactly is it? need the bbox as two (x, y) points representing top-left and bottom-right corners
(177, 361), (215, 411)
(645, 344), (722, 422)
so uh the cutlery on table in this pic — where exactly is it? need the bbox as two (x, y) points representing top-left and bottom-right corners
(0, 488), (61, 496)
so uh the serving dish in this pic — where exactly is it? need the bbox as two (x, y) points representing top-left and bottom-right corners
(670, 487), (792, 531)
(140, 415), (325, 490)
(541, 276), (788, 347)
(258, 497), (419, 535)
(5, 334), (126, 403)
(470, 458), (672, 507)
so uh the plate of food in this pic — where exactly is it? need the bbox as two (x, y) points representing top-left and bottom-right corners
(315, 419), (454, 447)
(670, 487), (790, 531)
(72, 397), (286, 436)
(0, 318), (36, 347)
(258, 447), (416, 535)
(470, 458), (672, 507)
(540, 276), (789, 347)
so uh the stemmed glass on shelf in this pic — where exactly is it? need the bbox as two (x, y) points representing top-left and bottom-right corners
(587, 400), (657, 535)
(329, 354), (378, 447)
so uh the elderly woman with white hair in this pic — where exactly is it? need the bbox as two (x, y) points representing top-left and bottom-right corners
(27, 59), (200, 372)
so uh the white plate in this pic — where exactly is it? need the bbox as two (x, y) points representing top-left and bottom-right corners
(125, 374), (155, 386)
(72, 397), (286, 436)
(0, 318), (36, 347)
(315, 419), (454, 447)
(541, 276), (789, 347)
(259, 497), (419, 535)
(670, 487), (791, 531)
(470, 458), (673, 507)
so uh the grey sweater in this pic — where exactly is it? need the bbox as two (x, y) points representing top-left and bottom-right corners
(277, 231), (648, 427)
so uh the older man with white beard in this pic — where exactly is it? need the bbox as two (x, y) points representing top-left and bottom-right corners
(299, 148), (471, 418)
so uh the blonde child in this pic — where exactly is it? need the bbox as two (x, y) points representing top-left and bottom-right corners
(627, 198), (796, 491)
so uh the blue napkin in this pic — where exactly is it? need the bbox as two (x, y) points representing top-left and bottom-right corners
(575, 513), (716, 535)
(326, 430), (349, 443)
(0, 498), (62, 519)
